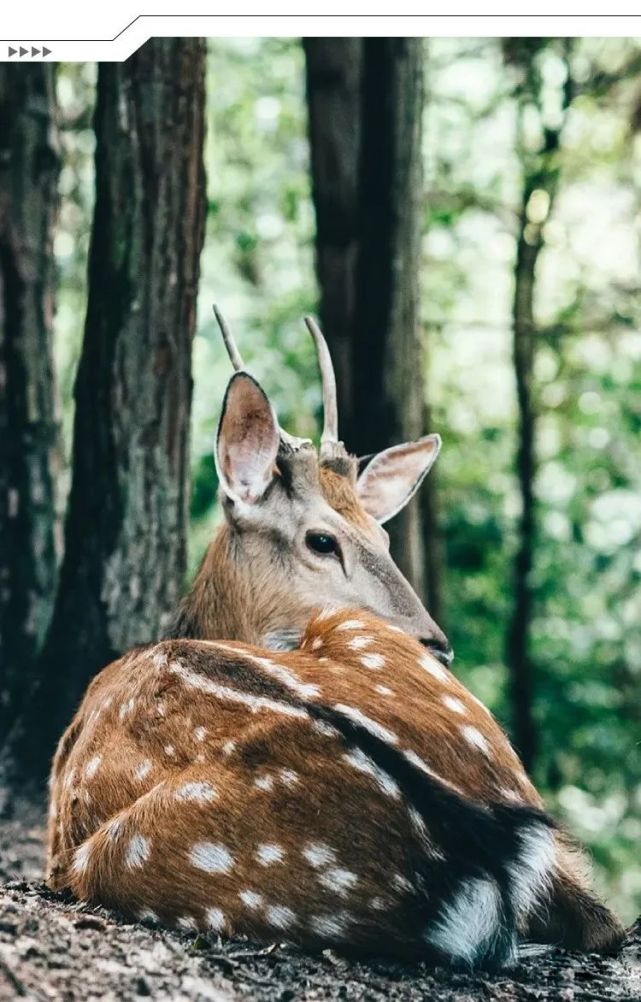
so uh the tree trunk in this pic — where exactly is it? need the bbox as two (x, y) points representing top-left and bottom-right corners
(0, 66), (60, 732)
(303, 38), (363, 443)
(17, 39), (207, 778)
(305, 38), (433, 600)
(504, 40), (573, 772)
(508, 196), (541, 773)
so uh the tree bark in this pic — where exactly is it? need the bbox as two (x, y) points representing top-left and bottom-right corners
(0, 66), (60, 732)
(303, 38), (363, 443)
(17, 40), (207, 777)
(305, 38), (434, 601)
(504, 40), (572, 772)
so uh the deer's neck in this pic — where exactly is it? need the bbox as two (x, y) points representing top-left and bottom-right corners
(170, 529), (254, 643)
(170, 527), (296, 647)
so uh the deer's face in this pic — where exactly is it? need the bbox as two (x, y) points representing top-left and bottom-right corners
(215, 370), (451, 664)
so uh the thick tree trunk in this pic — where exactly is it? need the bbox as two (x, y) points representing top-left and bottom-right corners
(0, 66), (60, 731)
(305, 38), (434, 601)
(16, 40), (207, 778)
(303, 38), (363, 442)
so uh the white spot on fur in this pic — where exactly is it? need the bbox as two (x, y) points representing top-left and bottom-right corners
(266, 905), (295, 930)
(312, 720), (339, 738)
(375, 684), (394, 696)
(254, 774), (274, 792)
(335, 619), (366, 631)
(85, 755), (101, 779)
(500, 786), (523, 804)
(215, 644), (321, 700)
(256, 843), (285, 866)
(343, 749), (400, 799)
(315, 606), (338, 623)
(310, 911), (352, 938)
(311, 637), (323, 651)
(393, 873), (414, 894)
(461, 725), (490, 754)
(177, 915), (198, 932)
(360, 653), (386, 670)
(425, 877), (502, 965)
(119, 698), (135, 720)
(318, 867), (358, 897)
(303, 842), (337, 868)
(346, 635), (374, 650)
(508, 824), (556, 918)
(72, 842), (92, 876)
(240, 890), (264, 910)
(168, 662), (308, 720)
(401, 749), (466, 798)
(152, 650), (168, 668)
(334, 704), (398, 745)
(409, 806), (427, 837)
(175, 781), (217, 803)
(194, 726), (207, 742)
(206, 908), (226, 932)
(134, 760), (152, 781)
(419, 653), (448, 682)
(279, 768), (299, 788)
(222, 740), (236, 756)
(369, 897), (386, 911)
(164, 744), (175, 757)
(442, 695), (466, 715)
(125, 834), (150, 869)
(190, 842), (234, 874)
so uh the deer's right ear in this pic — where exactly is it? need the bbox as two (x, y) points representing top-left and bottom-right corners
(215, 373), (280, 505)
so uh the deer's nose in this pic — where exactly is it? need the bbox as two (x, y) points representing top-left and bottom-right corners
(420, 635), (454, 667)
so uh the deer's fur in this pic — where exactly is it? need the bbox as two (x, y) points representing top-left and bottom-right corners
(46, 315), (624, 969)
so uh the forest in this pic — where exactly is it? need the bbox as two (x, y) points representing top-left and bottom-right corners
(0, 35), (640, 984)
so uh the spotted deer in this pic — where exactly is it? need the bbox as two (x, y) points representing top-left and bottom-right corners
(46, 313), (624, 969)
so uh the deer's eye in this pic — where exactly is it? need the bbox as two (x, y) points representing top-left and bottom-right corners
(306, 531), (339, 556)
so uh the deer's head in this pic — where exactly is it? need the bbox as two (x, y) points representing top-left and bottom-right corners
(199, 310), (451, 665)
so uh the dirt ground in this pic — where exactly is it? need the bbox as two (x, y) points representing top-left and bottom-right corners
(1, 795), (640, 1002)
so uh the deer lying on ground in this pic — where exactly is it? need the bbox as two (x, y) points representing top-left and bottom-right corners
(46, 313), (624, 969)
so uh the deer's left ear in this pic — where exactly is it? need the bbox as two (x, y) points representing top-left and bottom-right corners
(215, 372), (281, 506)
(356, 434), (441, 524)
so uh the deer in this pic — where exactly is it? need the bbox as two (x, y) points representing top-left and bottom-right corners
(45, 311), (624, 970)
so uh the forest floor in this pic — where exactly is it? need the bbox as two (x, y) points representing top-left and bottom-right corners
(0, 794), (640, 1002)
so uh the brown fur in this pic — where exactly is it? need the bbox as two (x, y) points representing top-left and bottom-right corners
(46, 609), (623, 957)
(47, 452), (623, 960)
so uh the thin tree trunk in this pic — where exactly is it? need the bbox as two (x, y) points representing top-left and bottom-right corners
(508, 196), (541, 772)
(305, 38), (432, 600)
(16, 39), (207, 778)
(505, 40), (573, 772)
(0, 66), (60, 731)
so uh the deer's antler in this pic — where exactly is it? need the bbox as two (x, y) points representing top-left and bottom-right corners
(304, 315), (348, 464)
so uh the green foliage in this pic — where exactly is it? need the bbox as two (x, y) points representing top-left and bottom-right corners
(52, 37), (641, 923)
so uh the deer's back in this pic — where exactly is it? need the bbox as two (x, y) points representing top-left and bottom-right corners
(46, 610), (552, 964)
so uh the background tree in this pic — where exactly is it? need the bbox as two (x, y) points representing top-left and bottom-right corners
(304, 38), (440, 607)
(0, 65), (60, 733)
(17, 39), (207, 777)
(502, 38), (574, 771)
